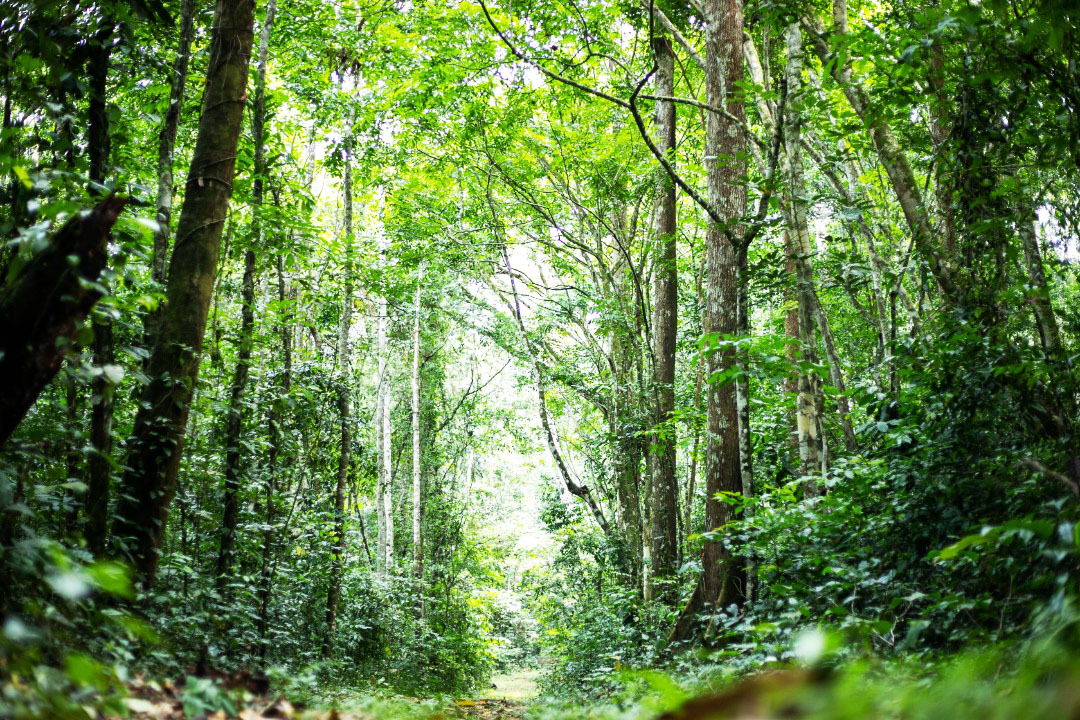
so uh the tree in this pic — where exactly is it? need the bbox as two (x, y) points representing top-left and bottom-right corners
(648, 33), (679, 603)
(217, 0), (276, 589)
(112, 0), (256, 587)
(700, 0), (749, 613)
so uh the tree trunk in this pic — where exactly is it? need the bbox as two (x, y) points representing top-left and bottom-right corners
(215, 0), (274, 591)
(376, 231), (394, 573)
(86, 17), (115, 558)
(701, 0), (748, 613)
(613, 311), (643, 595)
(411, 266), (423, 582)
(111, 0), (255, 588)
(782, 23), (824, 487)
(648, 33), (679, 604)
(0, 196), (127, 447)
(145, 0), (198, 349)
(324, 123), (353, 659)
(1019, 213), (1062, 357)
(258, 251), (291, 664)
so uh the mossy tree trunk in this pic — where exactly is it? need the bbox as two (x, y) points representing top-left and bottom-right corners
(111, 0), (256, 588)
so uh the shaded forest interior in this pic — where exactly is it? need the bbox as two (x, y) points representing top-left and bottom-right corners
(2, 0), (1080, 717)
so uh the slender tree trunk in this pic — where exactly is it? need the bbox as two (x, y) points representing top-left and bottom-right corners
(411, 266), (423, 583)
(375, 288), (388, 575)
(111, 0), (255, 587)
(86, 318), (115, 556)
(258, 251), (291, 664)
(684, 263), (705, 542)
(1019, 213), (1062, 357)
(735, 247), (755, 500)
(216, 0), (274, 590)
(324, 128), (354, 659)
(86, 17), (115, 558)
(215, 247), (256, 586)
(648, 34), (679, 605)
(701, 0), (748, 613)
(812, 292), (858, 451)
(146, 0), (198, 349)
(613, 312), (643, 595)
(376, 231), (394, 573)
(782, 23), (824, 487)
(927, 42), (957, 262)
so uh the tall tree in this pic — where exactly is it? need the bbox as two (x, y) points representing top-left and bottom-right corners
(411, 265), (424, 582)
(325, 121), (354, 658)
(701, 0), (749, 612)
(781, 23), (824, 484)
(216, 0), (276, 588)
(147, 0), (198, 333)
(86, 10), (117, 558)
(648, 33), (679, 603)
(111, 0), (256, 587)
(376, 229), (394, 573)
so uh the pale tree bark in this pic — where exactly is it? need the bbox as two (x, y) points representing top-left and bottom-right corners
(376, 231), (395, 573)
(324, 126), (354, 659)
(1019, 214), (1062, 357)
(112, 0), (255, 587)
(216, 0), (275, 590)
(701, 0), (748, 613)
(813, 292), (859, 452)
(151, 0), (197, 287)
(648, 33), (679, 605)
(411, 265), (424, 582)
(375, 286), (387, 576)
(684, 262), (705, 544)
(781, 23), (824, 485)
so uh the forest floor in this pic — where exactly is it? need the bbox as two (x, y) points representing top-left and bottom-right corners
(115, 668), (539, 720)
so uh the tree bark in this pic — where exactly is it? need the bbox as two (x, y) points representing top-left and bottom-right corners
(781, 23), (824, 486)
(215, 0), (274, 591)
(1019, 213), (1062, 357)
(411, 266), (424, 582)
(613, 299), (643, 595)
(376, 231), (394, 573)
(324, 122), (354, 659)
(111, 0), (255, 588)
(648, 33), (679, 604)
(86, 16), (116, 558)
(0, 195), (128, 447)
(152, 0), (197, 284)
(701, 0), (748, 613)
(258, 251), (291, 664)
(145, 0), (198, 352)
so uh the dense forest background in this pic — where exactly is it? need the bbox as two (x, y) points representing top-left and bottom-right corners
(1, 0), (1079, 716)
